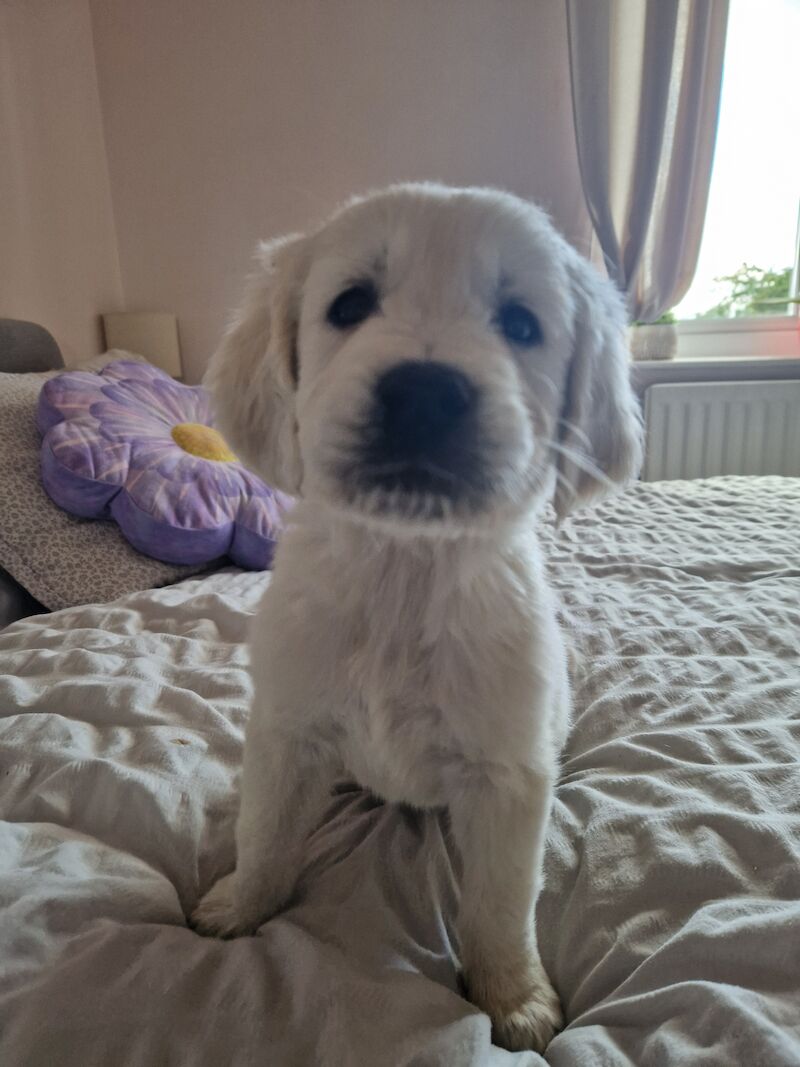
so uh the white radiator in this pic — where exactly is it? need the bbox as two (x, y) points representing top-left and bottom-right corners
(643, 380), (800, 481)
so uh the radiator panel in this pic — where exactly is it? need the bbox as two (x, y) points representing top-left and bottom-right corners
(643, 380), (800, 481)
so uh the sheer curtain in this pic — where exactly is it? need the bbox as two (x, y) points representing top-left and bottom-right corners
(566, 0), (729, 322)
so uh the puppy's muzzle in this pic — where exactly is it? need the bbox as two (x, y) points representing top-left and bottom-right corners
(356, 360), (484, 499)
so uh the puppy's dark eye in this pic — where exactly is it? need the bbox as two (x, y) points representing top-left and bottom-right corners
(496, 302), (543, 347)
(326, 284), (378, 330)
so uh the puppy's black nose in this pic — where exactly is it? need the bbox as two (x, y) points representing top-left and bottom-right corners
(375, 361), (476, 456)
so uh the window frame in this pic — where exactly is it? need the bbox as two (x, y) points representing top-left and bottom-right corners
(674, 203), (800, 361)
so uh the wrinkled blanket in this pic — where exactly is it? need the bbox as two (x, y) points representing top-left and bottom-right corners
(1, 476), (798, 1065)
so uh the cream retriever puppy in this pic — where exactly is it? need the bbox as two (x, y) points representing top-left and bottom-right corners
(192, 183), (642, 1052)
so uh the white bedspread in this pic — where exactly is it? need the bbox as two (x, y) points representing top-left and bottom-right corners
(1, 476), (798, 1065)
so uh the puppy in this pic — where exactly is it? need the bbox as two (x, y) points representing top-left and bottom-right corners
(192, 184), (642, 1052)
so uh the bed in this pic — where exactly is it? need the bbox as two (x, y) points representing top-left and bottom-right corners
(0, 320), (64, 628)
(1, 327), (799, 1064)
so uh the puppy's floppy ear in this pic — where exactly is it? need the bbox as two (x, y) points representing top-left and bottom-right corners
(553, 255), (644, 520)
(204, 235), (309, 495)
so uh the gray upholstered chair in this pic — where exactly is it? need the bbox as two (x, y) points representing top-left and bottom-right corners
(0, 318), (65, 374)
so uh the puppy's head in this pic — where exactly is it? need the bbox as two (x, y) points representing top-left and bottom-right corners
(206, 184), (642, 533)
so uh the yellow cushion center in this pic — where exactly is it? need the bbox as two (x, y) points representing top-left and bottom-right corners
(171, 422), (237, 462)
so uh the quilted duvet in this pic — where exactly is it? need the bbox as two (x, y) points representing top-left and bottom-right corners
(0, 476), (798, 1065)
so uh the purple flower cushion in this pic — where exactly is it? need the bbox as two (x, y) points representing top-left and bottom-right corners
(37, 360), (292, 569)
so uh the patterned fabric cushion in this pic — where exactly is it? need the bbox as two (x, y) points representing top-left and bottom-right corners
(38, 360), (291, 569)
(0, 363), (207, 611)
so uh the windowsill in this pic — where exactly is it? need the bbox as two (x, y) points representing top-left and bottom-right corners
(637, 352), (800, 365)
(630, 353), (800, 397)
(674, 315), (800, 359)
(676, 315), (798, 332)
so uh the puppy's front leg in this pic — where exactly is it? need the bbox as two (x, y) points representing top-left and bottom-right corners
(192, 725), (336, 937)
(449, 771), (562, 1053)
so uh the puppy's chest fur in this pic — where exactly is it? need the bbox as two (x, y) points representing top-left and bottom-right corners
(265, 512), (565, 806)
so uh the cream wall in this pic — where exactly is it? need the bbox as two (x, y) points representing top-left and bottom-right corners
(89, 0), (589, 382)
(0, 0), (122, 365)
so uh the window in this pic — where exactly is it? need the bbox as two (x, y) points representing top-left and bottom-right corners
(672, 0), (799, 357)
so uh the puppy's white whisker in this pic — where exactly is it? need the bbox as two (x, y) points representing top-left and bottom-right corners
(548, 466), (574, 498)
(555, 416), (594, 452)
(362, 460), (461, 486)
(528, 368), (560, 402)
(542, 438), (613, 489)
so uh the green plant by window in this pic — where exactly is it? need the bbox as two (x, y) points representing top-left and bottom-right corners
(633, 310), (677, 326)
(696, 264), (792, 318)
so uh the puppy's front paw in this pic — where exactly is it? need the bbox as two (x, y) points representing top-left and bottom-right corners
(191, 872), (264, 938)
(466, 957), (563, 1053)
(490, 979), (563, 1053)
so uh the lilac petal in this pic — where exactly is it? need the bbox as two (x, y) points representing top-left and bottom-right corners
(37, 373), (106, 434)
(189, 460), (254, 498)
(98, 378), (199, 425)
(111, 491), (232, 565)
(149, 451), (207, 486)
(99, 360), (173, 385)
(232, 466), (271, 500)
(133, 444), (217, 487)
(124, 456), (234, 529)
(91, 402), (177, 443)
(43, 417), (131, 485)
(41, 417), (130, 518)
(230, 487), (294, 568)
(163, 383), (211, 424)
(128, 436), (181, 472)
(145, 447), (253, 496)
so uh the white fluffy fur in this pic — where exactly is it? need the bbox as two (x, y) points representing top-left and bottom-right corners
(193, 184), (642, 1052)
